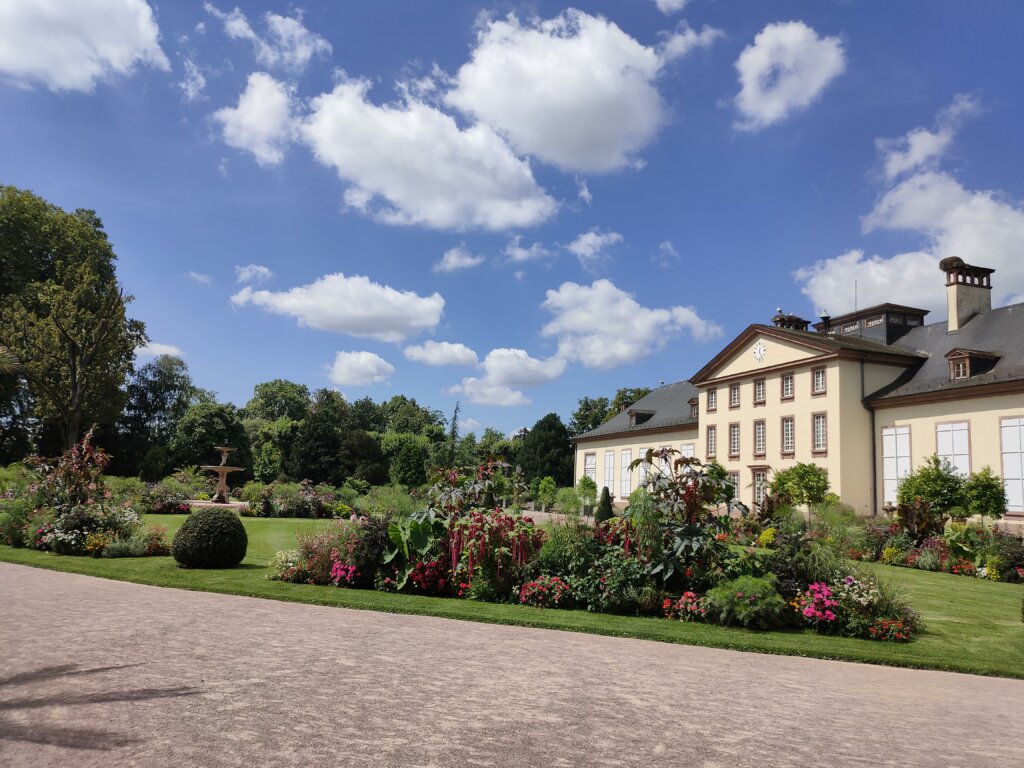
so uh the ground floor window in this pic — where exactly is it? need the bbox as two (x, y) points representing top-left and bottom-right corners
(727, 471), (740, 499)
(936, 422), (970, 476)
(638, 447), (648, 484)
(1000, 417), (1024, 513)
(753, 469), (768, 506)
(604, 450), (615, 494)
(584, 453), (596, 481)
(881, 425), (911, 504)
(620, 449), (632, 498)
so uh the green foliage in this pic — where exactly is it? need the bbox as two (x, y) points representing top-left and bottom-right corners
(0, 497), (35, 547)
(337, 430), (389, 486)
(536, 476), (557, 510)
(704, 576), (789, 629)
(604, 387), (652, 424)
(595, 486), (613, 523)
(381, 432), (430, 486)
(897, 455), (964, 513)
(515, 413), (573, 485)
(244, 379), (310, 422)
(962, 467), (1006, 519)
(895, 497), (947, 544)
(288, 389), (346, 484)
(169, 402), (251, 479)
(383, 515), (446, 590)
(769, 463), (830, 506)
(576, 475), (597, 513)
(171, 507), (248, 568)
(568, 396), (610, 435)
(353, 485), (420, 518)
(555, 486), (582, 515)
(574, 550), (657, 614)
(247, 417), (299, 483)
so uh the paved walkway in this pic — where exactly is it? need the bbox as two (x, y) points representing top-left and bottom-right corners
(1, 563), (1022, 768)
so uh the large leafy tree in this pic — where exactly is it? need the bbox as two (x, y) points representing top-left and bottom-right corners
(244, 379), (310, 422)
(516, 412), (573, 486)
(343, 396), (387, 433)
(288, 389), (348, 484)
(169, 402), (252, 479)
(569, 396), (610, 435)
(383, 394), (444, 435)
(337, 430), (389, 486)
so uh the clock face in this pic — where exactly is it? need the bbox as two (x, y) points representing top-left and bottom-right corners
(753, 341), (767, 363)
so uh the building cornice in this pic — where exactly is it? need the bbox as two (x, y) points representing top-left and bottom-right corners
(571, 421), (699, 444)
(868, 378), (1024, 409)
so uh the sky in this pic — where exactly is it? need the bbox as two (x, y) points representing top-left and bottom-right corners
(2, 0), (1023, 436)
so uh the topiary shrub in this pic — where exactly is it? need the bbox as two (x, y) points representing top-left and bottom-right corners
(171, 507), (248, 568)
(595, 486), (613, 523)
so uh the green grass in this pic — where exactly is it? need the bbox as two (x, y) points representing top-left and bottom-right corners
(2, 515), (1022, 679)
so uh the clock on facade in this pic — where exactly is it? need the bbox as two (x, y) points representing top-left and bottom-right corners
(753, 341), (767, 362)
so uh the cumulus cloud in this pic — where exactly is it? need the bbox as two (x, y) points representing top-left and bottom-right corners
(659, 23), (724, 62)
(204, 3), (331, 73)
(213, 72), (295, 166)
(178, 57), (207, 102)
(235, 264), (273, 283)
(185, 271), (213, 285)
(299, 76), (556, 231)
(0, 0), (169, 92)
(328, 351), (394, 387)
(875, 93), (981, 181)
(448, 348), (566, 406)
(403, 340), (478, 367)
(444, 10), (720, 173)
(541, 279), (723, 369)
(566, 229), (623, 270)
(504, 236), (553, 263)
(733, 21), (845, 131)
(137, 342), (183, 358)
(433, 244), (485, 273)
(230, 273), (444, 343)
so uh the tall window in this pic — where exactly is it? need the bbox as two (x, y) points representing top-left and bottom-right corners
(584, 453), (596, 481)
(638, 448), (649, 484)
(680, 443), (695, 458)
(659, 446), (671, 474)
(1001, 418), (1024, 513)
(707, 388), (717, 411)
(620, 449), (632, 498)
(754, 420), (766, 456)
(812, 367), (827, 394)
(727, 471), (740, 499)
(781, 417), (795, 454)
(813, 413), (828, 452)
(729, 423), (741, 457)
(936, 422), (970, 476)
(729, 384), (741, 408)
(781, 374), (794, 400)
(753, 379), (766, 404)
(689, 402), (698, 418)
(604, 450), (615, 493)
(753, 469), (768, 505)
(881, 426), (910, 503)
(706, 425), (717, 457)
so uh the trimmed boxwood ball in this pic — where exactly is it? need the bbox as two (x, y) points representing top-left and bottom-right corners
(171, 507), (248, 568)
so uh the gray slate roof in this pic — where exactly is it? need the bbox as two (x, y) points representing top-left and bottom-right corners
(572, 380), (699, 441)
(870, 302), (1024, 400)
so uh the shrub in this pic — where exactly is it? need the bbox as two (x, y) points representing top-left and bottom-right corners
(895, 497), (947, 544)
(0, 497), (35, 547)
(795, 583), (840, 629)
(267, 549), (307, 583)
(961, 467), (1006, 520)
(897, 455), (964, 514)
(353, 485), (419, 518)
(102, 528), (168, 558)
(663, 591), (708, 621)
(769, 463), (830, 506)
(914, 550), (940, 571)
(555, 486), (582, 516)
(171, 507), (248, 568)
(704, 576), (789, 629)
(105, 476), (149, 507)
(576, 476), (597, 515)
(145, 482), (191, 514)
(518, 575), (572, 608)
(574, 550), (657, 615)
(595, 486), (613, 523)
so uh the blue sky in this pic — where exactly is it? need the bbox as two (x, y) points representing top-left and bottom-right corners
(2, 0), (1023, 435)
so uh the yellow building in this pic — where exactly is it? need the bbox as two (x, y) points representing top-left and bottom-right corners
(572, 258), (1024, 520)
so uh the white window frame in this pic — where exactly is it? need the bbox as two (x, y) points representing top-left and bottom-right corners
(620, 449), (632, 498)
(729, 384), (741, 408)
(881, 426), (911, 504)
(754, 379), (766, 404)
(680, 443), (695, 458)
(707, 425), (717, 457)
(1000, 418), (1024, 513)
(604, 450), (615, 494)
(729, 423), (741, 457)
(782, 417), (795, 454)
(782, 374), (794, 399)
(638, 448), (649, 484)
(813, 368), (827, 394)
(813, 413), (828, 452)
(707, 388), (717, 411)
(753, 470), (768, 505)
(936, 422), (970, 476)
(584, 452), (597, 481)
(754, 420), (766, 456)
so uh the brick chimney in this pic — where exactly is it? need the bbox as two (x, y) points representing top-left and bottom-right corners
(940, 257), (994, 333)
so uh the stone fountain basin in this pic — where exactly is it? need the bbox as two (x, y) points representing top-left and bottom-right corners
(200, 466), (245, 472)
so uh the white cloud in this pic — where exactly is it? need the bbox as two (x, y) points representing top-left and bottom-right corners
(300, 76), (556, 231)
(504, 235), (552, 263)
(576, 177), (593, 206)
(447, 347), (566, 407)
(655, 0), (689, 14)
(433, 244), (485, 273)
(566, 229), (623, 270)
(444, 10), (719, 173)
(541, 279), (723, 369)
(0, 0), (169, 92)
(217, 158), (229, 177)
(230, 273), (444, 343)
(178, 57), (206, 102)
(733, 21), (845, 131)
(137, 342), (183, 358)
(328, 351), (394, 387)
(235, 264), (273, 284)
(460, 417), (482, 433)
(876, 93), (981, 181)
(185, 271), (213, 285)
(403, 340), (478, 367)
(204, 3), (331, 74)
(653, 240), (681, 268)
(659, 23), (724, 62)
(213, 72), (294, 166)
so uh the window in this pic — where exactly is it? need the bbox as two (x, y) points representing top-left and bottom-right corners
(754, 420), (766, 457)
(781, 374), (794, 400)
(727, 471), (740, 498)
(689, 401), (698, 419)
(707, 388), (717, 412)
(729, 384), (741, 408)
(865, 315), (884, 328)
(951, 359), (970, 380)
(729, 423), (740, 457)
(1001, 418), (1024, 513)
(936, 422), (970, 476)
(638, 448), (649, 484)
(706, 425), (717, 457)
(753, 469), (768, 506)
(753, 378), (766, 404)
(812, 367), (827, 394)
(813, 413), (828, 453)
(890, 314), (905, 325)
(680, 443), (695, 458)
(584, 453), (596, 481)
(604, 450), (615, 494)
(620, 450), (632, 498)
(881, 426), (910, 503)
(841, 322), (858, 334)
(781, 417), (795, 455)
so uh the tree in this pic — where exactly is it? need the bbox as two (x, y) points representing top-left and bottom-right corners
(248, 417), (300, 483)
(897, 455), (965, 514)
(604, 387), (652, 423)
(478, 427), (513, 462)
(382, 395), (444, 435)
(288, 389), (347, 484)
(537, 476), (557, 512)
(169, 402), (252, 479)
(516, 413), (573, 485)
(337, 430), (389, 486)
(389, 439), (430, 486)
(961, 467), (1006, 520)
(577, 475), (597, 515)
(556, 486), (582, 515)
(596, 486), (614, 522)
(244, 379), (310, 422)
(569, 396), (610, 435)
(344, 396), (386, 433)
(769, 463), (830, 507)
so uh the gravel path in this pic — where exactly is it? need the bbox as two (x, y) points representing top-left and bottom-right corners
(1, 562), (1022, 768)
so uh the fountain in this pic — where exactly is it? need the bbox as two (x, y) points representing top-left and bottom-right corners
(201, 446), (245, 503)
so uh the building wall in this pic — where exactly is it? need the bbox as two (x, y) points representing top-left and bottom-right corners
(573, 427), (698, 505)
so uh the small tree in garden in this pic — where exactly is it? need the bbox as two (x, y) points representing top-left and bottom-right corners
(556, 486), (582, 516)
(770, 463), (830, 507)
(595, 486), (613, 523)
(537, 476), (557, 512)
(577, 475), (597, 516)
(897, 455), (964, 514)
(961, 467), (1006, 520)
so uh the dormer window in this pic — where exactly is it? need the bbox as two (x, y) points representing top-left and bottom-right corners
(945, 348), (999, 381)
(951, 359), (970, 380)
(688, 399), (698, 419)
(628, 410), (654, 427)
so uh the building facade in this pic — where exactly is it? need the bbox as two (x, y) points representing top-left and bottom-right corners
(571, 258), (1024, 519)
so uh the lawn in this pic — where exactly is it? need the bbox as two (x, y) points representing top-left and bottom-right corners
(1, 515), (1022, 679)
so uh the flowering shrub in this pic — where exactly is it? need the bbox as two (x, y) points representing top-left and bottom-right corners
(704, 576), (789, 629)
(406, 556), (448, 595)
(84, 530), (112, 557)
(831, 575), (880, 613)
(330, 556), (360, 587)
(663, 591), (708, 621)
(267, 549), (307, 583)
(25, 430), (110, 512)
(881, 546), (906, 566)
(518, 575), (572, 608)
(144, 483), (191, 514)
(950, 558), (976, 576)
(449, 509), (545, 598)
(867, 617), (913, 642)
(574, 550), (656, 614)
(796, 582), (839, 627)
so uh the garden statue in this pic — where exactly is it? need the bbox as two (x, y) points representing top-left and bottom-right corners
(201, 446), (244, 503)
